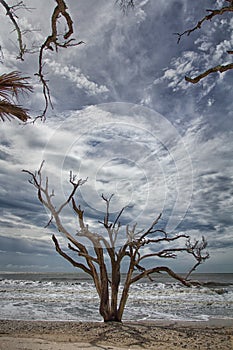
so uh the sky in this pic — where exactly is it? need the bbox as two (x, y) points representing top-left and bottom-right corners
(0, 0), (232, 274)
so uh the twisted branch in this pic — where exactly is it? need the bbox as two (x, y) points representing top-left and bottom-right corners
(35, 0), (84, 120)
(0, 0), (25, 60)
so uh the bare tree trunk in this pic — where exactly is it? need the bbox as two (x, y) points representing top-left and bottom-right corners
(117, 252), (135, 321)
(109, 261), (121, 322)
(97, 248), (111, 322)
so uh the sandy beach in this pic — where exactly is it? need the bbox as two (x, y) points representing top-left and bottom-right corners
(0, 319), (233, 350)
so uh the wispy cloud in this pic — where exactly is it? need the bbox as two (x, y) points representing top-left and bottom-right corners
(0, 0), (232, 272)
(45, 59), (109, 96)
(2, 103), (232, 250)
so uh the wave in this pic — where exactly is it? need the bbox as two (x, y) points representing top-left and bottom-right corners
(0, 274), (233, 322)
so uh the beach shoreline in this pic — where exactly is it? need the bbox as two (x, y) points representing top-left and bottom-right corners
(0, 319), (233, 350)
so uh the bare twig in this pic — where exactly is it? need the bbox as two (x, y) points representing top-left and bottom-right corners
(138, 213), (162, 241)
(101, 193), (114, 228)
(185, 237), (209, 280)
(0, 0), (26, 60)
(175, 3), (233, 44)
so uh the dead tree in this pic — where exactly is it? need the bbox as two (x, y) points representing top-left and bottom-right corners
(23, 162), (209, 322)
(176, 0), (233, 83)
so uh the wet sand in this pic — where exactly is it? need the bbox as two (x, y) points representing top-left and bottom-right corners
(0, 319), (233, 349)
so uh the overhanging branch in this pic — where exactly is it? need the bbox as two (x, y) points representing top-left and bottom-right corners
(35, 0), (84, 120)
(185, 62), (233, 84)
(0, 0), (25, 60)
(175, 3), (233, 44)
(176, 1), (233, 83)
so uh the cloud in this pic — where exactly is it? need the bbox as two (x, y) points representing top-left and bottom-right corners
(175, 116), (233, 253)
(155, 51), (199, 91)
(1, 103), (232, 249)
(0, 0), (232, 273)
(0, 235), (51, 255)
(0, 103), (195, 252)
(45, 59), (109, 96)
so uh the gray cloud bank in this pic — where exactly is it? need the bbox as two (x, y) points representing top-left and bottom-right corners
(0, 0), (232, 272)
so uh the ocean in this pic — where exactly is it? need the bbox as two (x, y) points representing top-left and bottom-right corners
(0, 272), (232, 322)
